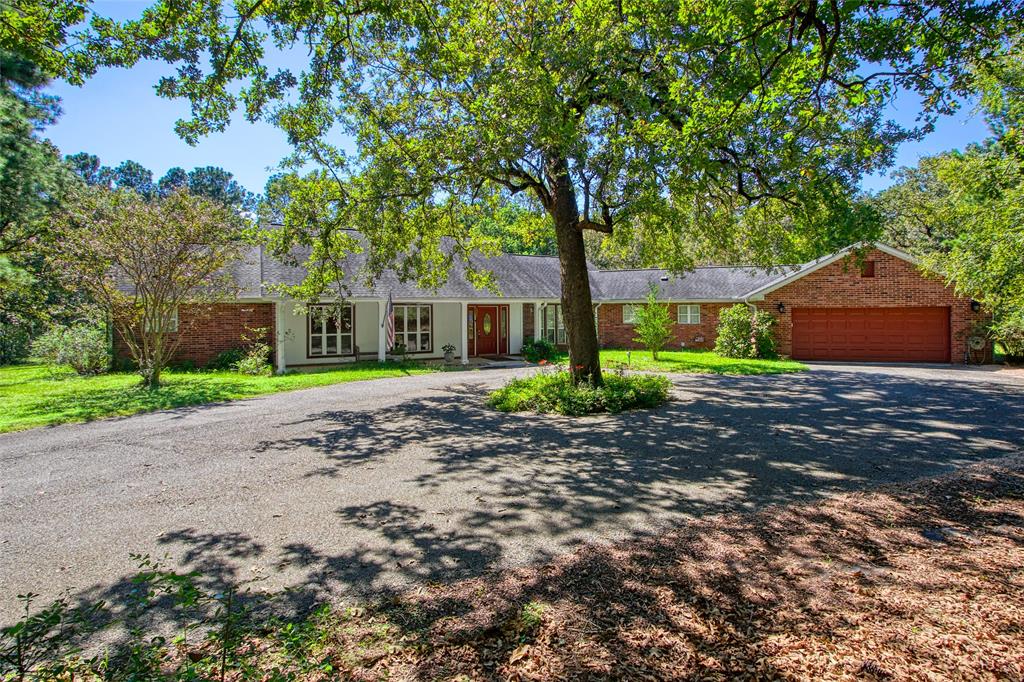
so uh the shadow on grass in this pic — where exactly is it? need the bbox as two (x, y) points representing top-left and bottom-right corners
(15, 377), (255, 429)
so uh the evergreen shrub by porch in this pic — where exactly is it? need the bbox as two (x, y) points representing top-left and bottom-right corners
(520, 338), (556, 363)
(714, 304), (777, 359)
(487, 370), (670, 416)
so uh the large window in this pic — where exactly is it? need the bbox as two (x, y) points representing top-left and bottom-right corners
(394, 304), (432, 353)
(542, 304), (566, 345)
(622, 304), (637, 324)
(677, 304), (701, 325)
(308, 304), (353, 357)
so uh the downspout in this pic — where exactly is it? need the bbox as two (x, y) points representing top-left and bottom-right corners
(593, 302), (602, 346)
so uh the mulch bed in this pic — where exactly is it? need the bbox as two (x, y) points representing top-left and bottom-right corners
(256, 454), (1024, 680)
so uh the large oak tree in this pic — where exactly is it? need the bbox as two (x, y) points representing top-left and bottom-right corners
(11, 0), (1021, 383)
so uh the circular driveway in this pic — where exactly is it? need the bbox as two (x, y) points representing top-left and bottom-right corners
(1, 363), (1022, 623)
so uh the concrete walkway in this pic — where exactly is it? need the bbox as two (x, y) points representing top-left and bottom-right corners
(1, 364), (1022, 623)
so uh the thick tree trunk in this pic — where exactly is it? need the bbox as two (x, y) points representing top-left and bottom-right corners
(546, 156), (603, 386)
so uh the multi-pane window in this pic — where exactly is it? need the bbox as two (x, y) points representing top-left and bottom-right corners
(308, 304), (353, 356)
(677, 304), (701, 325)
(622, 305), (637, 324)
(542, 304), (566, 345)
(394, 304), (432, 352)
(145, 307), (178, 333)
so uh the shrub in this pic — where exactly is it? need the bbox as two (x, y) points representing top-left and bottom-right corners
(714, 304), (777, 359)
(0, 321), (32, 365)
(206, 346), (246, 370)
(992, 309), (1024, 361)
(233, 327), (273, 376)
(521, 337), (556, 363)
(30, 323), (110, 375)
(487, 370), (670, 415)
(631, 285), (673, 359)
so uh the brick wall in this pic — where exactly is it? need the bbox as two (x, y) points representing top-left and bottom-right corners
(523, 303), (535, 341)
(595, 250), (989, 363)
(597, 302), (731, 350)
(115, 302), (276, 368)
(757, 249), (988, 363)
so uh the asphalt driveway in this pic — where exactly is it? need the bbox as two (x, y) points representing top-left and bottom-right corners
(2, 364), (1023, 623)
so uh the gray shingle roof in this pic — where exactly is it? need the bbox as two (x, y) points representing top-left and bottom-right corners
(247, 229), (796, 301)
(257, 246), (565, 299)
(591, 266), (789, 301)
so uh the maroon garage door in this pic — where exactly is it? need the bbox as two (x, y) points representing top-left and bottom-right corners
(791, 307), (950, 362)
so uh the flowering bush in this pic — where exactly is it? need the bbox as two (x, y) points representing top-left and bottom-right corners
(487, 370), (670, 415)
(714, 304), (777, 359)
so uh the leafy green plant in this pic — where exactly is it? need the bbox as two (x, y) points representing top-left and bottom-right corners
(520, 338), (556, 363)
(232, 327), (272, 376)
(714, 305), (777, 359)
(206, 346), (245, 370)
(30, 322), (110, 375)
(0, 321), (32, 365)
(487, 370), (670, 416)
(0, 592), (104, 681)
(631, 285), (673, 360)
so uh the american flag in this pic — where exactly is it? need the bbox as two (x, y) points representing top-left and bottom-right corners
(382, 293), (395, 351)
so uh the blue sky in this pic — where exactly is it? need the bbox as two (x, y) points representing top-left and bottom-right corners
(43, 2), (992, 197)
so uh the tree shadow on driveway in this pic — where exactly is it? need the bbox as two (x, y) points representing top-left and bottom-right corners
(242, 369), (1024, 601)
(50, 368), (1024, 643)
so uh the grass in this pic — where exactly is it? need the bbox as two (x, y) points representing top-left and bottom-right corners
(549, 348), (807, 375)
(487, 370), (671, 415)
(0, 361), (436, 433)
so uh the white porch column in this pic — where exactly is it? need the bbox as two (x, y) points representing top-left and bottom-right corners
(460, 301), (469, 365)
(534, 302), (543, 341)
(377, 300), (387, 363)
(274, 301), (287, 374)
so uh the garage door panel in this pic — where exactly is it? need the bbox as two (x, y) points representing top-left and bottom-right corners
(792, 307), (949, 362)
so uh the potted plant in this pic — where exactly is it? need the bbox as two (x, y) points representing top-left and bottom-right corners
(391, 342), (408, 361)
(442, 343), (457, 363)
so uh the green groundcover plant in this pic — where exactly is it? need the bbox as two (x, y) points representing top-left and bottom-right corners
(488, 370), (670, 416)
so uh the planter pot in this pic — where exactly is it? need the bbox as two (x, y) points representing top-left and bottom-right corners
(444, 351), (455, 363)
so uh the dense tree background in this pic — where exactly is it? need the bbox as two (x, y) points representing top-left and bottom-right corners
(66, 153), (256, 211)
(874, 46), (1024, 356)
(0, 50), (82, 362)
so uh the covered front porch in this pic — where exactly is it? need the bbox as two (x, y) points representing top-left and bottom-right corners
(272, 298), (557, 372)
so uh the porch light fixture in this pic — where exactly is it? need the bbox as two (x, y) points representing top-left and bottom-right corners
(970, 300), (981, 312)
(776, 302), (786, 313)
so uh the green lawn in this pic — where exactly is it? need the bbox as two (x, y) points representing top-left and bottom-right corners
(0, 361), (436, 434)
(552, 349), (807, 375)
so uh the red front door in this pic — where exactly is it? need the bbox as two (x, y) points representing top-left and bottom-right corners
(474, 305), (498, 355)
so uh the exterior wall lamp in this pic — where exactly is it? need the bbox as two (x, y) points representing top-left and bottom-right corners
(776, 302), (786, 313)
(970, 300), (981, 312)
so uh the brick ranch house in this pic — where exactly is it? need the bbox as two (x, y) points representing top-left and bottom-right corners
(132, 241), (990, 371)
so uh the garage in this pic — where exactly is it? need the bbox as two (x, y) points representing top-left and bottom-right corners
(791, 307), (950, 362)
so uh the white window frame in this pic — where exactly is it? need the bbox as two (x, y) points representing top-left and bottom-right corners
(542, 304), (566, 345)
(308, 304), (354, 357)
(677, 304), (701, 325)
(393, 304), (432, 353)
(144, 307), (178, 333)
(622, 304), (637, 324)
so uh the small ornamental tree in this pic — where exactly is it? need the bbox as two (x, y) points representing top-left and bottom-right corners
(55, 188), (244, 387)
(632, 285), (672, 360)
